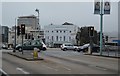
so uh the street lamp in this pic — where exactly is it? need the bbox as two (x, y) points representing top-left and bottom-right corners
(35, 9), (40, 30)
(35, 9), (40, 39)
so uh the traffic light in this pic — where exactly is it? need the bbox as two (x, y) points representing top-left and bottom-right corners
(105, 36), (108, 42)
(89, 27), (94, 37)
(17, 26), (21, 36)
(21, 24), (25, 35)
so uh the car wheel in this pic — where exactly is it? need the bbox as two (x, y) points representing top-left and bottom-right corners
(74, 48), (77, 51)
(77, 50), (81, 52)
(42, 47), (46, 51)
(18, 47), (22, 52)
(63, 48), (67, 51)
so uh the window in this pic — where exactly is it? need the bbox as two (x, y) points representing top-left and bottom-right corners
(60, 31), (62, 33)
(60, 36), (62, 41)
(69, 37), (71, 41)
(64, 31), (65, 33)
(56, 30), (58, 33)
(52, 36), (54, 41)
(48, 36), (49, 39)
(12, 36), (14, 39)
(70, 31), (71, 33)
(52, 31), (53, 33)
(56, 36), (58, 41)
(64, 36), (65, 41)
(32, 41), (40, 45)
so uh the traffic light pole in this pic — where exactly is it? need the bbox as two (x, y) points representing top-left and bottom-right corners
(13, 18), (17, 52)
(100, 0), (103, 55)
(22, 34), (23, 54)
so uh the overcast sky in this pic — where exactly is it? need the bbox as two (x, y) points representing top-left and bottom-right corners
(1, 0), (119, 33)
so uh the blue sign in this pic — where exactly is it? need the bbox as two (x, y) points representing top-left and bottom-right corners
(113, 40), (120, 46)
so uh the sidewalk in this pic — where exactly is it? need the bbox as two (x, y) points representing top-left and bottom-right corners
(8, 51), (44, 61)
(84, 51), (120, 58)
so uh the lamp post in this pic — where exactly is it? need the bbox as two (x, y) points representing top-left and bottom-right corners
(100, 0), (103, 55)
(35, 9), (40, 39)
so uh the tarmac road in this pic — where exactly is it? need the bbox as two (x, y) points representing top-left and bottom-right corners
(1, 48), (119, 75)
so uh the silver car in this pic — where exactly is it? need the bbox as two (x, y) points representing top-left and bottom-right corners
(61, 43), (78, 51)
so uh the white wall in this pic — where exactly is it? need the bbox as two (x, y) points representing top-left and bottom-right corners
(44, 24), (78, 46)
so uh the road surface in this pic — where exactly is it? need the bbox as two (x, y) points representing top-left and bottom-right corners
(1, 48), (119, 75)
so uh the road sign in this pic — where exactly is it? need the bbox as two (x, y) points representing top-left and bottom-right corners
(104, 1), (110, 14)
(94, 0), (100, 14)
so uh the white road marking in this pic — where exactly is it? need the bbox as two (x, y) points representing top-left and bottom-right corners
(95, 66), (107, 70)
(0, 68), (7, 75)
(88, 65), (107, 71)
(42, 65), (58, 71)
(63, 67), (71, 71)
(16, 67), (30, 74)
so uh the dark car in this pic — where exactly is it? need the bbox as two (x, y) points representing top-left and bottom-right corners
(2, 44), (8, 49)
(77, 43), (99, 53)
(16, 40), (47, 52)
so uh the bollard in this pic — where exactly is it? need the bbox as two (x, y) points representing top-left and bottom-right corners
(33, 48), (38, 59)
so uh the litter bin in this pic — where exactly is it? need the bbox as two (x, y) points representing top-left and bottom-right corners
(33, 48), (38, 59)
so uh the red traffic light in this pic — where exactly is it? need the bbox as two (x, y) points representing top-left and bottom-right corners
(21, 24), (25, 35)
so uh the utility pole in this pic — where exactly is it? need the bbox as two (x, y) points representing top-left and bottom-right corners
(94, 0), (110, 55)
(100, 0), (103, 55)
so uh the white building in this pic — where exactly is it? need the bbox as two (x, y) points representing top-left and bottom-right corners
(44, 22), (79, 47)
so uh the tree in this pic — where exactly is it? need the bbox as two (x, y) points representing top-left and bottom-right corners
(76, 26), (98, 45)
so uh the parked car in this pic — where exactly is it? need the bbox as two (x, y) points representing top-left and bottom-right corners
(77, 43), (99, 53)
(61, 43), (78, 51)
(16, 40), (47, 52)
(2, 44), (8, 49)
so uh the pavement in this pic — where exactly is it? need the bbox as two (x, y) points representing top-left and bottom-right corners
(5, 49), (119, 74)
(7, 51), (44, 61)
(84, 51), (120, 58)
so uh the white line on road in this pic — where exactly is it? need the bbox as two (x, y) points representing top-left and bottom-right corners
(88, 65), (107, 71)
(0, 68), (7, 75)
(42, 65), (58, 71)
(16, 67), (30, 74)
(63, 67), (71, 71)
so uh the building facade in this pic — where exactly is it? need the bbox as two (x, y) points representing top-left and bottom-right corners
(2, 26), (9, 44)
(44, 22), (79, 47)
(18, 15), (39, 29)
(8, 15), (44, 47)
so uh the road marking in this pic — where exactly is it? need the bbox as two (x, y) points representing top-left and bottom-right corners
(16, 67), (30, 74)
(0, 68), (7, 75)
(95, 66), (107, 70)
(88, 65), (107, 71)
(42, 65), (58, 71)
(63, 67), (71, 71)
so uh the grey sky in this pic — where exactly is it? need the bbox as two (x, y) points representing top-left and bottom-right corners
(1, 2), (118, 33)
